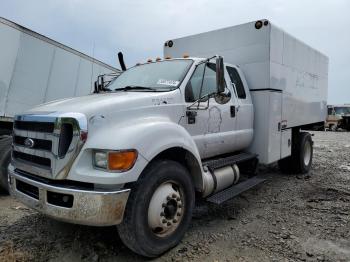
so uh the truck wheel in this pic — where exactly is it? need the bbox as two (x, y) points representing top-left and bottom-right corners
(278, 132), (313, 174)
(117, 160), (195, 257)
(330, 124), (337, 132)
(0, 136), (12, 193)
(296, 132), (313, 174)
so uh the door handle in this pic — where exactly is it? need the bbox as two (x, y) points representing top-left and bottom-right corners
(186, 110), (197, 124)
(230, 106), (236, 117)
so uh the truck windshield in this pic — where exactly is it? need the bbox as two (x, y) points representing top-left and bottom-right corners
(334, 107), (350, 115)
(108, 60), (193, 91)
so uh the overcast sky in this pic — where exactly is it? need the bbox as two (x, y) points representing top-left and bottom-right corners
(1, 0), (349, 104)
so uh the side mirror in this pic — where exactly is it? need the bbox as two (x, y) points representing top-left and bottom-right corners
(216, 56), (225, 93)
(93, 75), (105, 93)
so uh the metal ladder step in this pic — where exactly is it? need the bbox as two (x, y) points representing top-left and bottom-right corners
(206, 176), (266, 204)
(202, 152), (257, 170)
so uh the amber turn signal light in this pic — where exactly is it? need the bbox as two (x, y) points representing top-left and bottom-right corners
(108, 150), (138, 171)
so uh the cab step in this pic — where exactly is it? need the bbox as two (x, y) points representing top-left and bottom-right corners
(206, 176), (266, 204)
(202, 152), (257, 170)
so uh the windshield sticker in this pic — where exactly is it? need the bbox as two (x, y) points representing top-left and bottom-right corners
(157, 79), (180, 87)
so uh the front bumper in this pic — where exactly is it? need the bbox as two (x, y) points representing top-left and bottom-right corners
(8, 168), (130, 226)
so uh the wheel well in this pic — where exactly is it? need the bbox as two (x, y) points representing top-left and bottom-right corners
(150, 147), (203, 192)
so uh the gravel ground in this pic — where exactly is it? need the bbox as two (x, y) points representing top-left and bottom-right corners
(0, 131), (349, 261)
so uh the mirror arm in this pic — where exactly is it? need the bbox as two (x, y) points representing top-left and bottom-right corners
(197, 62), (208, 108)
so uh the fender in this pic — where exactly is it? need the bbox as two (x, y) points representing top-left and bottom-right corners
(68, 116), (205, 190)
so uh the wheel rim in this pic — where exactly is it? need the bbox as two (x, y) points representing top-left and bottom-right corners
(148, 181), (184, 237)
(303, 140), (312, 166)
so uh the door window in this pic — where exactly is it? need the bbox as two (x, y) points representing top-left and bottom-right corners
(226, 66), (246, 99)
(185, 63), (218, 102)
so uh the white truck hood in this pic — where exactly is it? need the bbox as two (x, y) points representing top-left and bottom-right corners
(26, 90), (182, 119)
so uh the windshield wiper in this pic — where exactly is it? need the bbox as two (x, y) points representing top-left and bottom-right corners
(114, 85), (174, 92)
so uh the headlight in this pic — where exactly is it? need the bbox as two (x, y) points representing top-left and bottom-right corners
(94, 151), (108, 169)
(93, 150), (138, 171)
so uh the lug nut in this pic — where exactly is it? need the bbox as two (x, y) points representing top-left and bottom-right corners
(178, 204), (182, 208)
(177, 212), (181, 216)
(160, 212), (165, 216)
(167, 196), (171, 201)
(176, 197), (180, 201)
(162, 219), (167, 223)
(162, 203), (166, 208)
(167, 222), (171, 226)
(172, 194), (177, 198)
(173, 219), (177, 223)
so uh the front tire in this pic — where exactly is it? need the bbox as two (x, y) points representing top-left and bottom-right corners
(117, 160), (195, 257)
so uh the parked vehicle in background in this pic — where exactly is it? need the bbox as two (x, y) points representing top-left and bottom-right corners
(325, 105), (350, 131)
(8, 20), (328, 257)
(0, 17), (120, 192)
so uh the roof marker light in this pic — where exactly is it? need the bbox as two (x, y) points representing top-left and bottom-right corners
(183, 53), (189, 58)
(255, 20), (263, 29)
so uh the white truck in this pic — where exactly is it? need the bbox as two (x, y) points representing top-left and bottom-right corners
(0, 17), (119, 191)
(8, 20), (328, 257)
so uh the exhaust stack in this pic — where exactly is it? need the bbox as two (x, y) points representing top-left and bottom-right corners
(118, 52), (127, 71)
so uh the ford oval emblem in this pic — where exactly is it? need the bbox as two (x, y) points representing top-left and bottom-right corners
(24, 138), (35, 148)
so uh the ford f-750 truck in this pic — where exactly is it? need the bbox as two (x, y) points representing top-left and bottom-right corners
(8, 20), (328, 257)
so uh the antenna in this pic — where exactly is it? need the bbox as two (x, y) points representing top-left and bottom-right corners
(90, 42), (96, 90)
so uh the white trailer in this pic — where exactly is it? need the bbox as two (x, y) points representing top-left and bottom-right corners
(164, 19), (328, 164)
(0, 17), (120, 191)
(0, 17), (119, 122)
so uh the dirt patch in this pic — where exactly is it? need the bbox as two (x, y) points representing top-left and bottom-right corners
(0, 131), (349, 261)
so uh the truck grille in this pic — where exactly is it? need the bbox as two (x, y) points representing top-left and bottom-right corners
(13, 151), (51, 167)
(14, 135), (52, 151)
(14, 121), (55, 133)
(11, 113), (87, 180)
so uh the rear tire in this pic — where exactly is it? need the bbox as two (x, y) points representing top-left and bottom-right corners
(117, 160), (195, 257)
(278, 132), (313, 174)
(0, 136), (12, 193)
(330, 124), (337, 132)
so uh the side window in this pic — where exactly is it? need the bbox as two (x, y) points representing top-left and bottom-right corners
(185, 63), (218, 102)
(226, 66), (246, 99)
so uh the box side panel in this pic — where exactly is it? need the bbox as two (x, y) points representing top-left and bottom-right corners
(5, 32), (55, 117)
(270, 25), (328, 127)
(281, 129), (291, 159)
(246, 91), (282, 164)
(164, 21), (271, 90)
(0, 23), (21, 117)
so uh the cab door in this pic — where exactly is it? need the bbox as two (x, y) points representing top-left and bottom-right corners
(226, 65), (254, 150)
(180, 62), (238, 159)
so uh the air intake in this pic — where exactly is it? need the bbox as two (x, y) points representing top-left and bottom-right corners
(58, 123), (73, 158)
